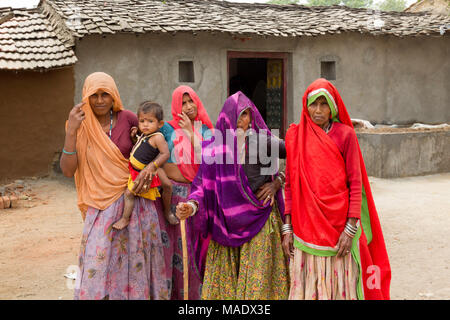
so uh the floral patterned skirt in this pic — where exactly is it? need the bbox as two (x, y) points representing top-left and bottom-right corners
(201, 205), (289, 300)
(155, 180), (203, 300)
(74, 195), (169, 300)
(289, 247), (358, 300)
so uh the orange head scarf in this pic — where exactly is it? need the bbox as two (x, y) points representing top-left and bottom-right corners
(73, 72), (129, 219)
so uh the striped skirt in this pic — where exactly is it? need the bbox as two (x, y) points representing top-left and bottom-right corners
(289, 247), (359, 300)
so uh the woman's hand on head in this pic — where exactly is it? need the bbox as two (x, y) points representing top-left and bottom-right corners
(175, 202), (193, 220)
(256, 182), (277, 206)
(67, 102), (86, 133)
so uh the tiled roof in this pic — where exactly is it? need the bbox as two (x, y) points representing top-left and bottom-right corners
(1, 0), (447, 71)
(405, 0), (450, 16)
(46, 0), (450, 38)
(0, 6), (77, 70)
(0, 7), (14, 24)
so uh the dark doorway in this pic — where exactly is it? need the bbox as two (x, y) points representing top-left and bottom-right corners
(227, 51), (287, 136)
(229, 58), (268, 119)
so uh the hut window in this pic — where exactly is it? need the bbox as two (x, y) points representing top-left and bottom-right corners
(179, 61), (195, 83)
(321, 61), (336, 80)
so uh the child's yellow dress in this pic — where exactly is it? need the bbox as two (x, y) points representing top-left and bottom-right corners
(127, 132), (163, 200)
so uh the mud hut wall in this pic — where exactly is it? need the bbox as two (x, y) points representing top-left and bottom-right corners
(357, 130), (450, 178)
(73, 33), (296, 126)
(0, 67), (74, 182)
(74, 33), (449, 127)
(294, 33), (450, 125)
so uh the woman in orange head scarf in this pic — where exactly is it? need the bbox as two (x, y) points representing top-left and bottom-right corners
(284, 78), (391, 300)
(60, 72), (169, 300)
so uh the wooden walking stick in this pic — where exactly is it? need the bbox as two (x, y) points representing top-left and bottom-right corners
(180, 219), (189, 300)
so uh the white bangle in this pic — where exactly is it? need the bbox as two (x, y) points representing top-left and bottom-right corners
(344, 226), (356, 238)
(345, 223), (357, 236)
(187, 201), (198, 216)
(344, 229), (355, 238)
(281, 223), (293, 235)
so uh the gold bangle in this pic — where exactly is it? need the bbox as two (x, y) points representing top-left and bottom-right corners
(153, 161), (159, 169)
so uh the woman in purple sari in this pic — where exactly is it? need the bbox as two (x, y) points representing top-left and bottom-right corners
(176, 91), (289, 299)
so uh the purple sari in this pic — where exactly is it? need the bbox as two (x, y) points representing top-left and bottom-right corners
(186, 91), (285, 278)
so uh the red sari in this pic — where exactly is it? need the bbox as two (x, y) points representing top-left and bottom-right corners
(285, 78), (391, 300)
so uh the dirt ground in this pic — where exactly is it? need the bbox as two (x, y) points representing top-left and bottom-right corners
(0, 173), (449, 300)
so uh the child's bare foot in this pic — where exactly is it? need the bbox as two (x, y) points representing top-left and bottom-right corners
(113, 217), (130, 230)
(165, 212), (179, 225)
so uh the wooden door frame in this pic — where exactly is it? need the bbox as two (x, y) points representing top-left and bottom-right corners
(227, 51), (288, 137)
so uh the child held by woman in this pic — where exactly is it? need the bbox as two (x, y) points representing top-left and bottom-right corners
(113, 101), (178, 230)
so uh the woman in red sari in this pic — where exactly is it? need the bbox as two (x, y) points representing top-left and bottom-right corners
(283, 78), (391, 300)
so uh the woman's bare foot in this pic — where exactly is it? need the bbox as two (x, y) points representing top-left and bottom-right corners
(165, 212), (179, 225)
(113, 217), (130, 230)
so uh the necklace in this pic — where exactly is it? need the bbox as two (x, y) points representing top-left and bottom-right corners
(102, 110), (113, 138)
(109, 110), (113, 138)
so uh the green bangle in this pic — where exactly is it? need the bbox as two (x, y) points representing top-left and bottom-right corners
(62, 148), (76, 155)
